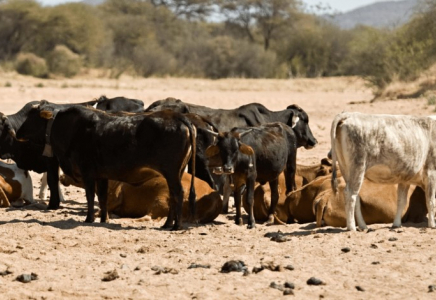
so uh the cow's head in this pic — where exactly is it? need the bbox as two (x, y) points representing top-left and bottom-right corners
(0, 113), (18, 158)
(286, 104), (317, 149)
(205, 129), (254, 175)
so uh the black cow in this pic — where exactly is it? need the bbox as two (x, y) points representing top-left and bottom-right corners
(0, 96), (145, 210)
(90, 95), (144, 113)
(14, 102), (196, 230)
(146, 98), (317, 195)
(205, 123), (298, 229)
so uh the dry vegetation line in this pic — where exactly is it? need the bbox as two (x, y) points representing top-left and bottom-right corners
(0, 76), (436, 299)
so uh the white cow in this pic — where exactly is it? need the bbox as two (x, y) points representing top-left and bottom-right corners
(330, 112), (436, 231)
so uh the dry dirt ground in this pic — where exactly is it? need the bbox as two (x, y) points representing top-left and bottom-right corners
(0, 73), (435, 299)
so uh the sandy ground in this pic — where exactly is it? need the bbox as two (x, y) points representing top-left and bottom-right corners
(0, 73), (435, 299)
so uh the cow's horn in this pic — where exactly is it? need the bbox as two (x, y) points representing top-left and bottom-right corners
(204, 129), (219, 136)
(239, 129), (252, 138)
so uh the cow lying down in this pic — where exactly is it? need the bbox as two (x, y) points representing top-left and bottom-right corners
(243, 159), (333, 224)
(248, 166), (427, 227)
(0, 160), (35, 207)
(60, 170), (222, 223)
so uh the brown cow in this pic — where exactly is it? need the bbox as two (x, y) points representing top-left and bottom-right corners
(0, 160), (35, 207)
(244, 159), (333, 224)
(60, 171), (222, 223)
(313, 176), (427, 227)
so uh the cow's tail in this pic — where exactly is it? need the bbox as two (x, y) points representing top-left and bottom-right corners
(180, 116), (197, 220)
(313, 192), (328, 228)
(330, 114), (344, 194)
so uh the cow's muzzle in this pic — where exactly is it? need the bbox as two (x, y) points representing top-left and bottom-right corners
(223, 165), (234, 174)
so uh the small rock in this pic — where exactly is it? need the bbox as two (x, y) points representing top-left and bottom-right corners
(220, 260), (247, 273)
(284, 282), (295, 289)
(284, 265), (295, 271)
(370, 244), (378, 249)
(366, 228), (375, 233)
(307, 277), (324, 286)
(0, 269), (12, 276)
(356, 286), (365, 292)
(371, 261), (380, 265)
(429, 285), (436, 292)
(48, 287), (53, 292)
(134, 266), (141, 271)
(388, 237), (398, 242)
(270, 281), (284, 291)
(151, 266), (178, 275)
(243, 269), (250, 276)
(16, 273), (37, 283)
(137, 246), (148, 253)
(341, 247), (351, 253)
(120, 264), (129, 270)
(283, 288), (294, 295)
(102, 269), (119, 282)
(120, 253), (127, 258)
(188, 263), (211, 269)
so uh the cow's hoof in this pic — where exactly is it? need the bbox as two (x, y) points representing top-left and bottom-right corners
(84, 217), (94, 223)
(46, 204), (60, 210)
(161, 223), (172, 229)
(391, 224), (402, 229)
(247, 224), (256, 229)
(266, 215), (274, 225)
(235, 218), (243, 226)
(171, 224), (180, 231)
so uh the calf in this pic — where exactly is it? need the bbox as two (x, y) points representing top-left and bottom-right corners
(331, 112), (436, 231)
(61, 171), (222, 223)
(206, 123), (298, 228)
(0, 160), (34, 207)
(15, 102), (196, 230)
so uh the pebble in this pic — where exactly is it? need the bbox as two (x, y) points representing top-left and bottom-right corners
(429, 285), (436, 292)
(356, 286), (365, 292)
(283, 288), (294, 295)
(284, 282), (295, 289)
(284, 265), (295, 271)
(370, 244), (378, 249)
(188, 263), (211, 269)
(371, 261), (380, 265)
(16, 273), (38, 283)
(307, 277), (324, 286)
(220, 260), (247, 273)
(102, 269), (119, 282)
(341, 247), (351, 253)
(151, 266), (178, 275)
(0, 269), (12, 276)
(388, 237), (398, 242)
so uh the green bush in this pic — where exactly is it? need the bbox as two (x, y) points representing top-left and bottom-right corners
(47, 45), (82, 77)
(15, 52), (48, 78)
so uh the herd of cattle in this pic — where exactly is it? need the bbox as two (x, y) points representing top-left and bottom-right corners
(0, 96), (433, 231)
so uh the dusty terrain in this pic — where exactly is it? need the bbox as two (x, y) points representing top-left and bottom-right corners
(0, 73), (435, 299)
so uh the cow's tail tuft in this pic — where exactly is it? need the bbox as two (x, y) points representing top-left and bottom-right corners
(180, 116), (197, 220)
(330, 114), (345, 194)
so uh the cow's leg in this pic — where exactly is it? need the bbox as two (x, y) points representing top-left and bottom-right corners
(267, 178), (280, 225)
(97, 179), (109, 223)
(393, 183), (410, 228)
(165, 178), (184, 231)
(234, 186), (243, 226)
(222, 175), (232, 214)
(425, 176), (436, 228)
(246, 178), (256, 229)
(354, 195), (367, 230)
(46, 160), (61, 209)
(39, 172), (48, 200)
(84, 179), (96, 223)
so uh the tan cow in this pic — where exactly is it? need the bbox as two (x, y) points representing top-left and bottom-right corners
(61, 170), (222, 223)
(243, 159), (333, 224)
(0, 160), (35, 207)
(313, 176), (427, 227)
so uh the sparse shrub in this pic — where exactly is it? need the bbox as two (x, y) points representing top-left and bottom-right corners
(131, 42), (176, 77)
(47, 45), (82, 78)
(4, 82), (11, 87)
(427, 93), (436, 105)
(15, 52), (48, 78)
(35, 82), (44, 88)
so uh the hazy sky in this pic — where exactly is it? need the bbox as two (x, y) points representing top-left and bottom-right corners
(38, 0), (403, 13)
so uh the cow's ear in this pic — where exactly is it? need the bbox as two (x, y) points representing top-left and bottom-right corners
(321, 157), (332, 166)
(40, 110), (54, 119)
(239, 143), (254, 156)
(205, 145), (220, 158)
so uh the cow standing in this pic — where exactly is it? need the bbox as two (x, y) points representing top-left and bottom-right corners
(206, 123), (299, 228)
(330, 112), (436, 231)
(15, 102), (196, 230)
(146, 98), (317, 194)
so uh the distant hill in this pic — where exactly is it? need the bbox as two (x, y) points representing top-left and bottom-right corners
(326, 0), (423, 29)
(82, 0), (105, 5)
